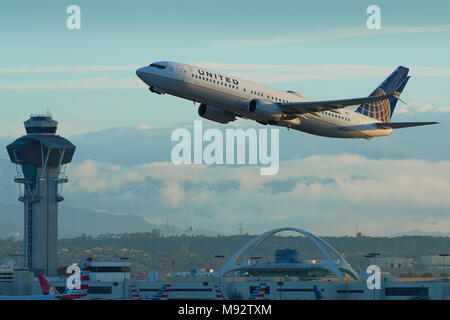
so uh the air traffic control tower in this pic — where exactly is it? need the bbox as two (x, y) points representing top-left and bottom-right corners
(6, 113), (76, 276)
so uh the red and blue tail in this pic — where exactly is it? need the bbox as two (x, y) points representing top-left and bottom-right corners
(130, 284), (143, 300)
(38, 257), (92, 300)
(151, 283), (171, 300)
(63, 257), (93, 299)
(214, 285), (228, 300)
(355, 66), (409, 122)
(248, 283), (267, 300)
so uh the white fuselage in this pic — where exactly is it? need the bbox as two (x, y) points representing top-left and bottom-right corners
(136, 61), (393, 139)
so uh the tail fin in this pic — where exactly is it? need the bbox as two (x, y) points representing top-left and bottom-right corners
(249, 283), (267, 300)
(151, 283), (171, 300)
(64, 257), (92, 299)
(313, 285), (323, 300)
(130, 284), (142, 300)
(214, 285), (228, 300)
(37, 274), (60, 295)
(355, 66), (409, 122)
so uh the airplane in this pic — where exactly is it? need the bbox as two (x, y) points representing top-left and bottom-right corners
(136, 62), (437, 140)
(213, 285), (228, 300)
(0, 257), (92, 300)
(248, 283), (267, 300)
(129, 283), (171, 300)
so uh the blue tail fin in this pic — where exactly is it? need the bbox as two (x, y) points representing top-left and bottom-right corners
(355, 66), (409, 122)
(313, 285), (323, 300)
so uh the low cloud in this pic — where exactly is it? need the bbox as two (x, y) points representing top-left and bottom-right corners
(0, 65), (139, 74)
(64, 155), (450, 235)
(162, 182), (185, 207)
(397, 102), (450, 114)
(218, 25), (450, 48)
(0, 77), (144, 91)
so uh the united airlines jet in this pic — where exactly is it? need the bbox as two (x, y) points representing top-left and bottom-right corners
(136, 62), (437, 140)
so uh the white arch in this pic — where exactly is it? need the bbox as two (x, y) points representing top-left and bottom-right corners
(220, 227), (359, 280)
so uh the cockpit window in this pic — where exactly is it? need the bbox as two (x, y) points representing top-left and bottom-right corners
(149, 63), (166, 69)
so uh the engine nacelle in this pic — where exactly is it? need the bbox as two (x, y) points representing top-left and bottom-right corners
(149, 86), (165, 95)
(248, 99), (282, 123)
(282, 117), (301, 126)
(198, 104), (235, 124)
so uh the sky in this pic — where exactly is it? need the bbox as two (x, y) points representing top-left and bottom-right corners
(0, 0), (449, 236)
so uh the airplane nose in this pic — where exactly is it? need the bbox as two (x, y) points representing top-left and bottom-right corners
(136, 67), (146, 80)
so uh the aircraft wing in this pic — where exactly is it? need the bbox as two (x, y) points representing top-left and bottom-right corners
(376, 121), (438, 129)
(279, 93), (395, 114)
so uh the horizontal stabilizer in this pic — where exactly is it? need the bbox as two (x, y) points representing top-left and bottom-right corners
(376, 121), (438, 129)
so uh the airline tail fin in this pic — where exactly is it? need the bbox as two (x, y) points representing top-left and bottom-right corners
(64, 257), (93, 299)
(130, 284), (142, 300)
(214, 285), (228, 300)
(248, 283), (267, 300)
(313, 285), (323, 300)
(37, 274), (60, 295)
(151, 283), (171, 300)
(355, 66), (410, 122)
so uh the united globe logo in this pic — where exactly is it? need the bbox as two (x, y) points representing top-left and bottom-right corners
(358, 88), (391, 122)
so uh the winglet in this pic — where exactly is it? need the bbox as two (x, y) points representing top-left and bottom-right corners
(393, 76), (410, 104)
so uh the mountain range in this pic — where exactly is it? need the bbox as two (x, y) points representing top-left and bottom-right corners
(0, 201), (219, 239)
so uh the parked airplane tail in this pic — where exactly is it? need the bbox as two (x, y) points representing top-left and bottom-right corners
(249, 283), (267, 300)
(37, 274), (60, 295)
(313, 285), (323, 300)
(64, 257), (93, 299)
(152, 283), (171, 300)
(355, 66), (410, 122)
(214, 285), (228, 300)
(130, 284), (142, 300)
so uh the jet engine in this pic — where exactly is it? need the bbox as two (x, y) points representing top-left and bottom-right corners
(198, 104), (235, 124)
(247, 99), (282, 123)
(149, 86), (165, 95)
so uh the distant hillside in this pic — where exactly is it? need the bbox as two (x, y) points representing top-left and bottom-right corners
(1, 232), (447, 279)
(389, 229), (450, 237)
(0, 202), (219, 239)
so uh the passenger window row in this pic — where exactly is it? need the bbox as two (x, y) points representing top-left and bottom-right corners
(191, 74), (318, 103)
(323, 111), (350, 122)
(191, 74), (296, 104)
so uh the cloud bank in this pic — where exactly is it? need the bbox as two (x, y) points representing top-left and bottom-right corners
(218, 25), (450, 48)
(64, 155), (450, 236)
